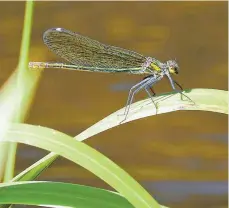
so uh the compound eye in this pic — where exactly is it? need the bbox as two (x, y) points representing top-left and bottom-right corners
(174, 67), (179, 74)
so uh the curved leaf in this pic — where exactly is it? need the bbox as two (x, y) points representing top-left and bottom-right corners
(0, 181), (134, 208)
(2, 123), (159, 208)
(76, 88), (228, 141)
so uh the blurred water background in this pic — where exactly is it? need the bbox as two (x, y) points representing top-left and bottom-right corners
(0, 1), (228, 208)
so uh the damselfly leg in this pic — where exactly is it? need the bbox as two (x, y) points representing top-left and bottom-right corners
(143, 75), (157, 113)
(166, 75), (195, 104)
(121, 75), (160, 122)
(144, 86), (158, 113)
(173, 80), (183, 91)
(148, 86), (156, 96)
(173, 80), (195, 104)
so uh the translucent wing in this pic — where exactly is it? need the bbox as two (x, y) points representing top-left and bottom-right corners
(43, 28), (146, 69)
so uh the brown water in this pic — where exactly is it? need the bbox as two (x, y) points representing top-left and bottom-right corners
(0, 2), (228, 207)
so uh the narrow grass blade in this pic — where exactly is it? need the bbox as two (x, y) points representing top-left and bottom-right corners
(11, 153), (59, 182)
(0, 0), (40, 182)
(76, 88), (228, 141)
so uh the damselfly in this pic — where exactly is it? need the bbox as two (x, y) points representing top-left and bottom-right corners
(29, 28), (193, 121)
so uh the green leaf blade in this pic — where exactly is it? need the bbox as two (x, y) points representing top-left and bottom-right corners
(0, 181), (134, 208)
(76, 88), (228, 141)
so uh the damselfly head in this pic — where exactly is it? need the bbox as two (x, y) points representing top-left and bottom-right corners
(167, 60), (179, 75)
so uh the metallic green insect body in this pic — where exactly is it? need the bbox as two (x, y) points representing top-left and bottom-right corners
(29, 28), (191, 121)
